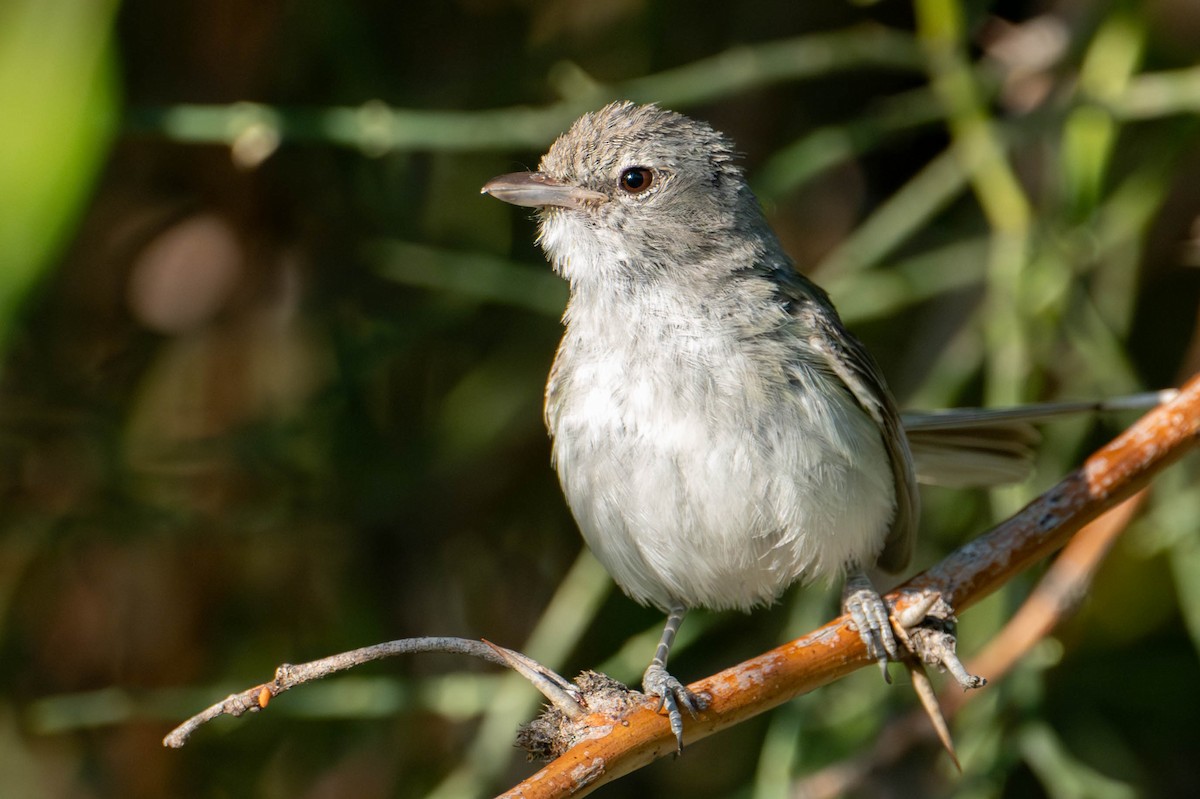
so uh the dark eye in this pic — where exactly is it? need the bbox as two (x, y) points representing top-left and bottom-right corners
(619, 167), (654, 194)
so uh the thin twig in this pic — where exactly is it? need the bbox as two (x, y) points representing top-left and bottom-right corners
(162, 637), (574, 748)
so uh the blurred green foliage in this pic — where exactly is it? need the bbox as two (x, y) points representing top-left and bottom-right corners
(2, 1), (1199, 798)
(0, 0), (119, 350)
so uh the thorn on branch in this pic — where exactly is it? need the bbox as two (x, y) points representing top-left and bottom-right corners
(904, 661), (961, 771)
(889, 589), (982, 766)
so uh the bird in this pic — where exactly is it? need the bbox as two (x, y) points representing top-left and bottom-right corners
(479, 101), (1157, 751)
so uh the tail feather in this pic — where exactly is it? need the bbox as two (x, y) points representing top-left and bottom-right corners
(900, 391), (1174, 488)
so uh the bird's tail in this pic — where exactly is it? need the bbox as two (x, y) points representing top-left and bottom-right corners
(900, 390), (1176, 487)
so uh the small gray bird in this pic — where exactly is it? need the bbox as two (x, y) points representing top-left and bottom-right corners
(480, 101), (1148, 750)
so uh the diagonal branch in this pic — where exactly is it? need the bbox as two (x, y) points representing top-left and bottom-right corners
(793, 490), (1148, 799)
(498, 372), (1200, 799)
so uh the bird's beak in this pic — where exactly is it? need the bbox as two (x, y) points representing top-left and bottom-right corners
(481, 172), (607, 210)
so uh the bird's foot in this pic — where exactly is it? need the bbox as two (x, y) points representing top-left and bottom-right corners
(642, 663), (703, 754)
(842, 573), (899, 682)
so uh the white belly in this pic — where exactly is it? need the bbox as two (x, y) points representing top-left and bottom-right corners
(547, 334), (896, 612)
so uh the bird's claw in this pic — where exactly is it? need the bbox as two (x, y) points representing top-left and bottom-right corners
(643, 663), (703, 754)
(843, 577), (899, 682)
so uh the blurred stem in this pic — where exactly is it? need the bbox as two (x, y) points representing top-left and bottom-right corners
(751, 708), (804, 799)
(1082, 152), (1185, 374)
(368, 240), (567, 316)
(126, 28), (921, 153)
(1111, 64), (1200, 119)
(750, 582), (836, 799)
(902, 318), (985, 409)
(752, 84), (949, 201)
(1093, 150), (1184, 260)
(914, 0), (1032, 410)
(1167, 482), (1200, 658)
(982, 235), (1031, 410)
(913, 0), (1031, 237)
(619, 26), (920, 105)
(1019, 721), (1139, 799)
(1064, 297), (1143, 403)
(813, 145), (970, 278)
(1054, 154), (1178, 399)
(827, 237), (988, 324)
(1061, 12), (1144, 218)
(120, 56), (1200, 163)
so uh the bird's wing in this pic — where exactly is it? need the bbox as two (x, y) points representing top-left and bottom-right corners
(788, 285), (919, 575)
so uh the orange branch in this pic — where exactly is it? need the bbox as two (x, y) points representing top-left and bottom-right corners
(954, 489), (1145, 692)
(794, 490), (1148, 799)
(499, 373), (1200, 799)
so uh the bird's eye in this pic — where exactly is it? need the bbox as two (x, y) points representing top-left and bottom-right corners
(618, 167), (654, 194)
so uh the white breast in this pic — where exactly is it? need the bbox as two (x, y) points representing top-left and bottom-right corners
(546, 298), (897, 613)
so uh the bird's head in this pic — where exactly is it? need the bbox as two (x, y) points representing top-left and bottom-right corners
(483, 102), (775, 291)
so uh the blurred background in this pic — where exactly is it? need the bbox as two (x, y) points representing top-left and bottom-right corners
(3, 0), (1200, 797)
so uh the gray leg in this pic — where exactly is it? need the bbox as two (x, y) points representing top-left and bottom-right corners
(842, 570), (899, 682)
(642, 604), (702, 754)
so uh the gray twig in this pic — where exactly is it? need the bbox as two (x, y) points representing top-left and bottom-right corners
(162, 636), (580, 748)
